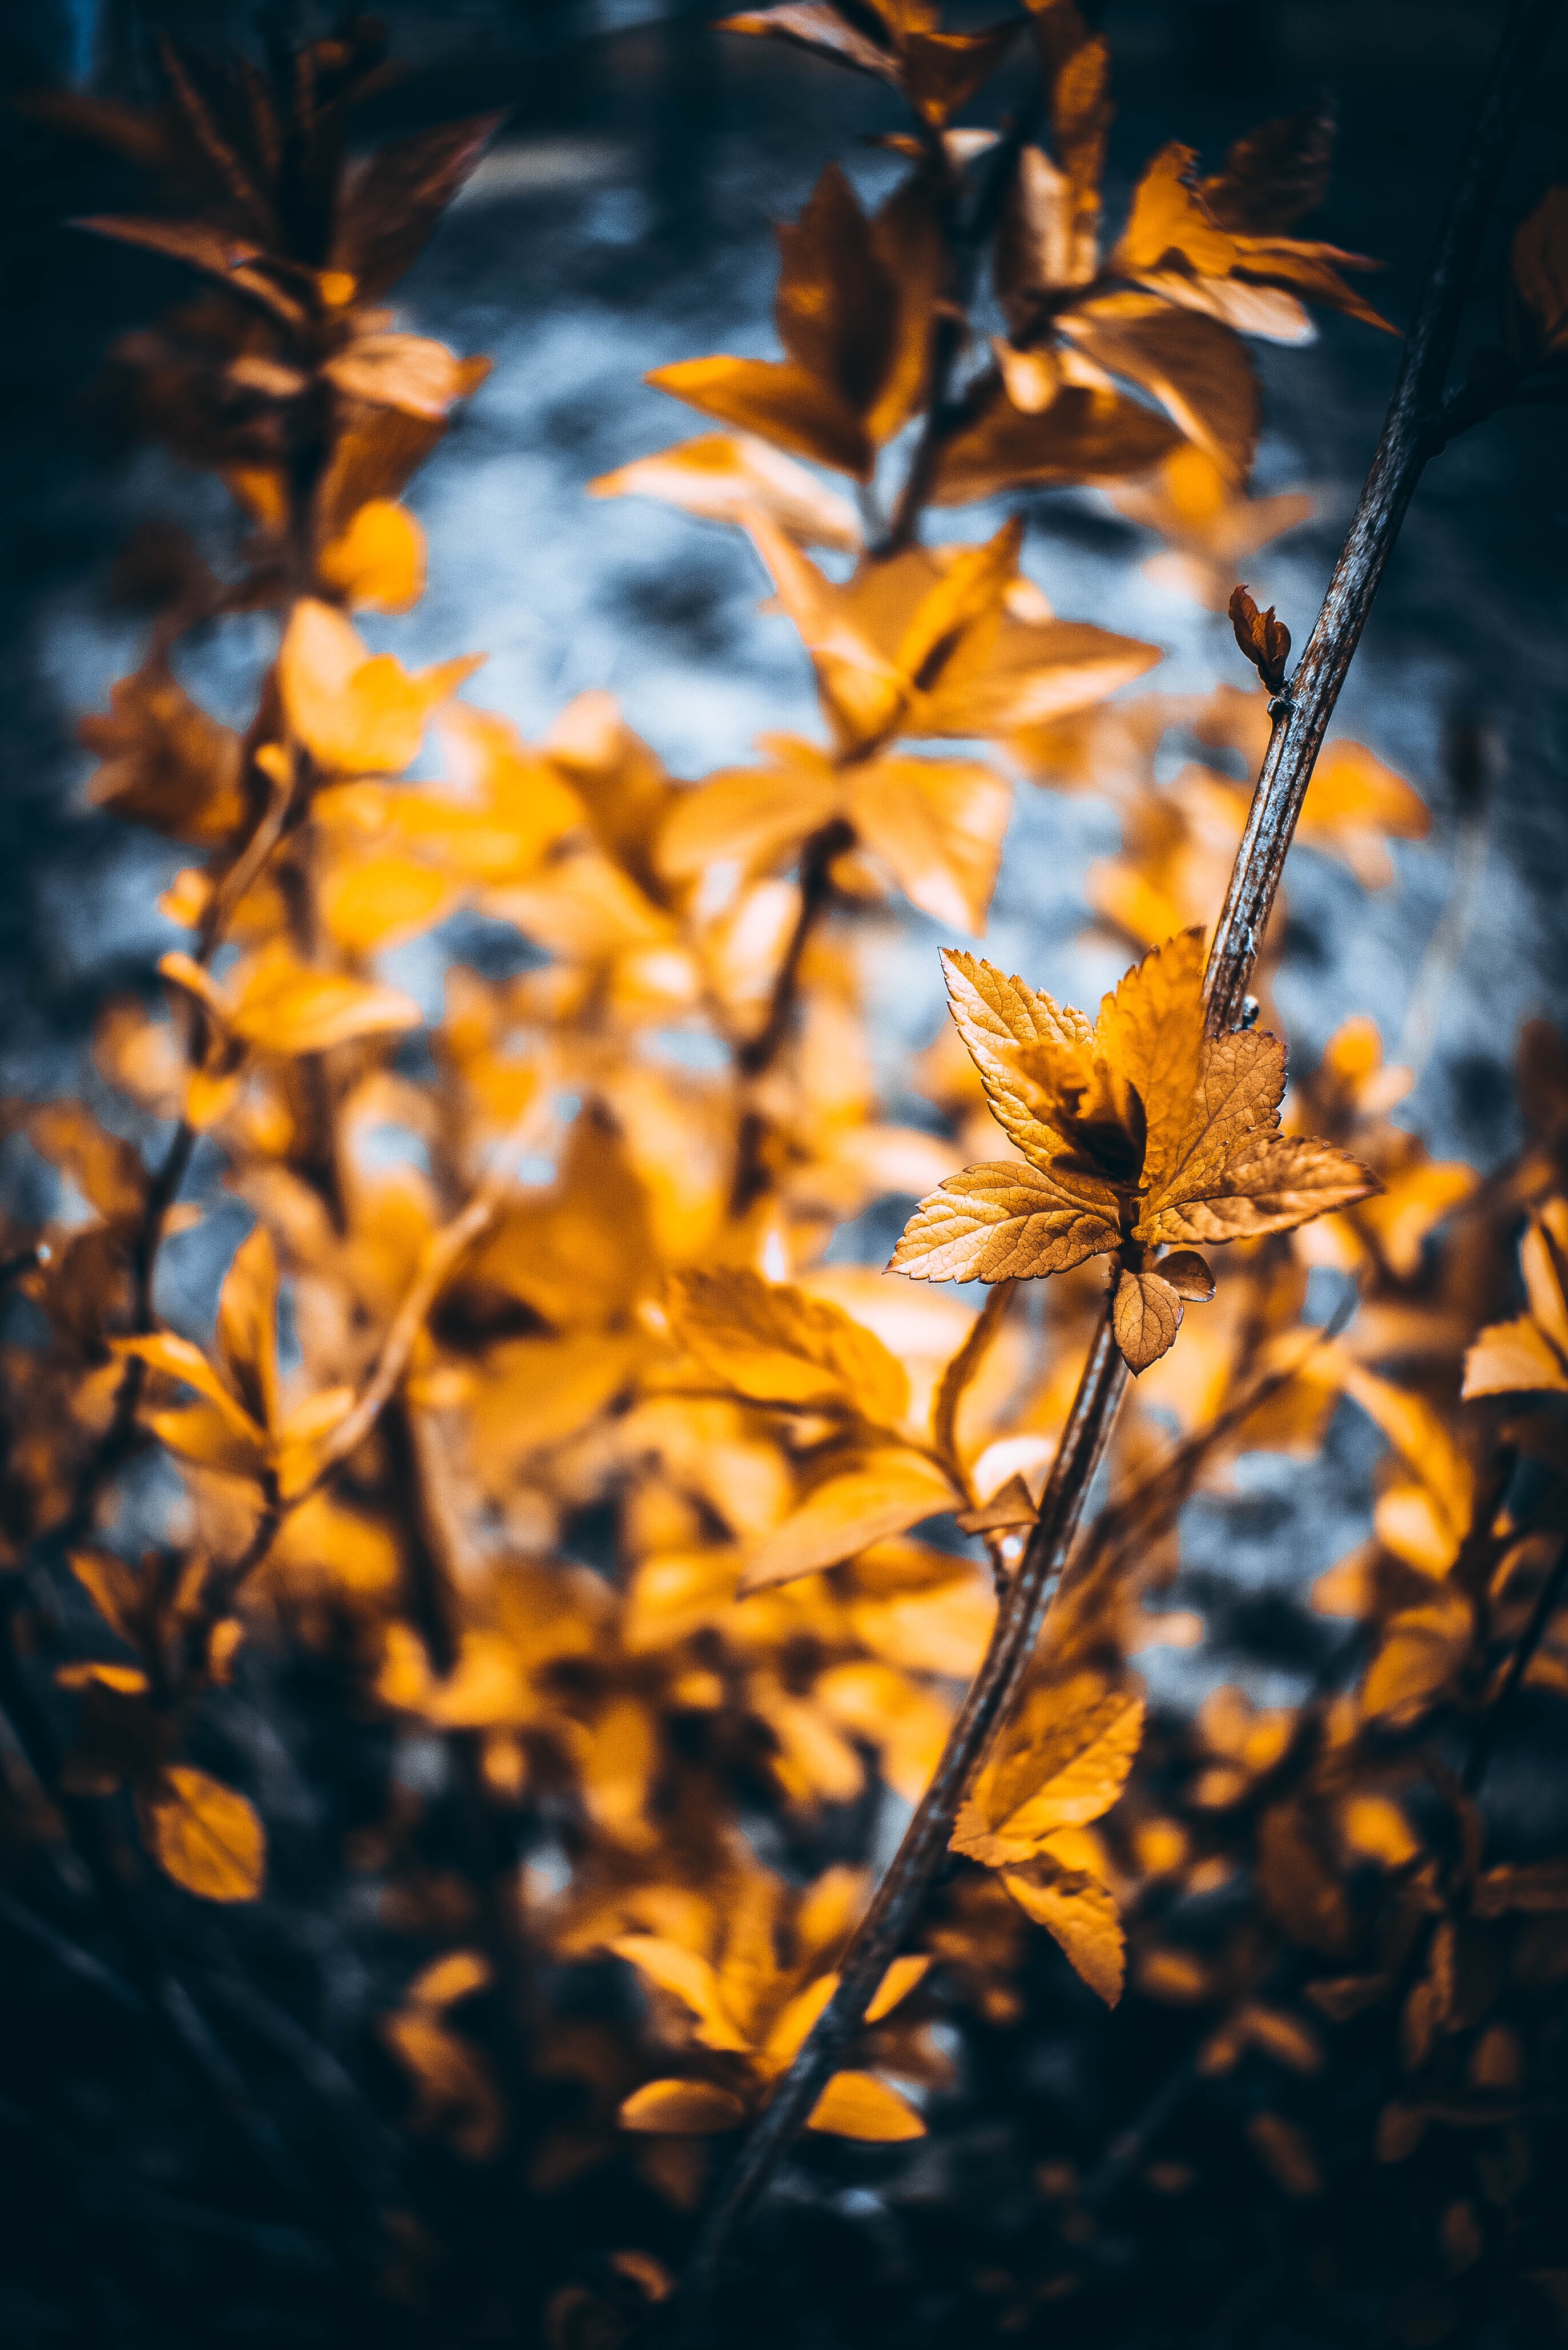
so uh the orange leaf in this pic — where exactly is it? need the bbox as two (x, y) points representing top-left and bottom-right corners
(1114, 1267), (1183, 1372)
(806, 2070), (925, 2141)
(619, 2079), (748, 2134)
(137, 1765), (265, 1901)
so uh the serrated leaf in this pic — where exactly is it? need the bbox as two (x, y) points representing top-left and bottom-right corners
(1002, 1859), (1124, 2004)
(1113, 1267), (1183, 1371)
(953, 1683), (1144, 1865)
(892, 1160), (1120, 1284)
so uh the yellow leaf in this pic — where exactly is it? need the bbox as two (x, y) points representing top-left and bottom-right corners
(890, 1161), (1119, 1283)
(112, 1331), (256, 1430)
(137, 1765), (265, 1901)
(953, 1682), (1144, 1865)
(1362, 1590), (1472, 1720)
(610, 1936), (751, 2052)
(619, 2078), (748, 2133)
(658, 747), (840, 882)
(589, 432), (861, 549)
(1341, 1795), (1419, 1868)
(864, 1952), (932, 2023)
(215, 1225), (279, 1432)
(1001, 1859), (1124, 2004)
(226, 944), (422, 1055)
(739, 1450), (957, 1593)
(649, 354), (870, 477)
(1097, 927), (1207, 1198)
(937, 948), (1095, 1162)
(848, 755), (1012, 935)
(761, 1972), (838, 2070)
(806, 2070), (925, 2141)
(1332, 1356), (1474, 1551)
(277, 599), (482, 776)
(316, 498), (427, 612)
(1113, 1267), (1183, 1372)
(1296, 740), (1429, 889)
(56, 1660), (150, 1694)
(409, 1950), (493, 2008)
(668, 1267), (909, 1425)
(146, 1400), (270, 1480)
(1463, 1316), (1568, 1399)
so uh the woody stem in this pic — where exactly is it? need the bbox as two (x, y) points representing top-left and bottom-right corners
(671, 0), (1555, 2323)
(1202, 0), (1562, 1037)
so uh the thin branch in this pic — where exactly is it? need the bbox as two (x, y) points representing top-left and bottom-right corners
(670, 5), (1557, 2320)
(886, 110), (1040, 554)
(1203, 0), (1562, 1038)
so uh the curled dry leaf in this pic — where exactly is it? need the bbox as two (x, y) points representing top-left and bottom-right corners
(1229, 583), (1292, 692)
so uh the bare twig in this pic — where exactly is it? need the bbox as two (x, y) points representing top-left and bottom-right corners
(1203, 0), (1562, 1038)
(671, 4), (1557, 2319)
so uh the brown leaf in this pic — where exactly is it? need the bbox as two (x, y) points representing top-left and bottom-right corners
(718, 3), (901, 84)
(898, 22), (1019, 127)
(323, 333), (490, 423)
(1159, 1247), (1215, 1300)
(1061, 303), (1260, 475)
(1114, 1267), (1183, 1372)
(80, 661), (247, 845)
(1143, 1132), (1377, 1245)
(1200, 107), (1335, 235)
(955, 1470), (1037, 1534)
(330, 115), (505, 301)
(891, 1161), (1119, 1284)
(933, 379), (1184, 506)
(1229, 583), (1291, 692)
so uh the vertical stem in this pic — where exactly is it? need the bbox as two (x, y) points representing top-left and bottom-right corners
(1203, 0), (1562, 1038)
(670, 0), (1558, 2317)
